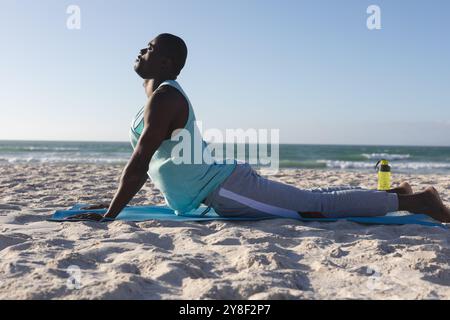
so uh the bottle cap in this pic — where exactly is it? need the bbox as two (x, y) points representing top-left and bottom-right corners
(375, 159), (391, 171)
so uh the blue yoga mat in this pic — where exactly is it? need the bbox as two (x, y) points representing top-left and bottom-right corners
(49, 204), (447, 229)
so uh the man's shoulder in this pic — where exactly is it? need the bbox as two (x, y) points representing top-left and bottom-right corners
(154, 84), (186, 103)
(150, 83), (189, 114)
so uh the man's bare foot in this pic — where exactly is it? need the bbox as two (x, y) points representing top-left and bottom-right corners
(419, 187), (450, 222)
(387, 182), (414, 195)
(427, 186), (441, 200)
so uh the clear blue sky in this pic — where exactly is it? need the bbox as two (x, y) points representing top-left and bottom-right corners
(1, 0), (449, 145)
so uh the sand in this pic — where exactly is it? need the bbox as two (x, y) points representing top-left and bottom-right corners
(1, 163), (450, 299)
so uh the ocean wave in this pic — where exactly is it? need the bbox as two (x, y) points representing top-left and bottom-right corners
(0, 156), (128, 164)
(361, 153), (411, 160)
(0, 146), (81, 152)
(317, 160), (450, 171)
(278, 160), (327, 168)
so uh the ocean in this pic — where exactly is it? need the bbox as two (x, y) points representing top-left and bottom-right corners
(1, 140), (450, 174)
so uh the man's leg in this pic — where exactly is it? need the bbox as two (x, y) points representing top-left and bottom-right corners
(206, 163), (399, 219)
(204, 163), (449, 221)
(300, 183), (448, 221)
(305, 181), (413, 195)
(397, 186), (450, 222)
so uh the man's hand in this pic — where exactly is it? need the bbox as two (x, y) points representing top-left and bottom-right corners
(65, 213), (105, 222)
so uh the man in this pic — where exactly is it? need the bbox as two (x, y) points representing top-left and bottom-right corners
(71, 33), (236, 221)
(71, 33), (450, 223)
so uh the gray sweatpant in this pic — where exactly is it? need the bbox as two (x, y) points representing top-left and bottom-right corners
(202, 162), (399, 219)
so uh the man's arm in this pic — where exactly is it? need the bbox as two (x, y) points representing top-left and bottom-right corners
(102, 89), (178, 220)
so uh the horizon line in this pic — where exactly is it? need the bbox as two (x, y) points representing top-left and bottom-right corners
(1, 139), (450, 148)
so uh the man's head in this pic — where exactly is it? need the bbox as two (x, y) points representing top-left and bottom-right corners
(134, 33), (188, 80)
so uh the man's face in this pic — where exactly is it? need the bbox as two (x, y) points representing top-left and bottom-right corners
(134, 38), (163, 79)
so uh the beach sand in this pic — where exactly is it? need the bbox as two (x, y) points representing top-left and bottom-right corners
(1, 163), (450, 299)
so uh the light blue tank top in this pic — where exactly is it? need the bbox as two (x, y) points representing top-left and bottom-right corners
(129, 80), (237, 215)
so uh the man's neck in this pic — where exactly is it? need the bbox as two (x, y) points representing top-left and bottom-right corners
(143, 78), (175, 97)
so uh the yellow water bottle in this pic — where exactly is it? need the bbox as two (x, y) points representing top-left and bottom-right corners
(375, 159), (391, 191)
